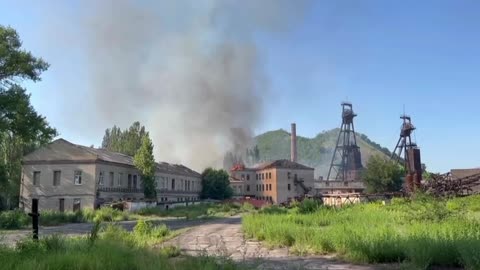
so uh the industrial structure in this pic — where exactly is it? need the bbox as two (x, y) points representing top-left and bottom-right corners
(391, 115), (422, 192)
(315, 103), (365, 195)
(19, 139), (202, 212)
(327, 102), (363, 182)
(229, 123), (314, 204)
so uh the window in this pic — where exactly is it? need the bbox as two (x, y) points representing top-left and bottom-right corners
(294, 174), (297, 180)
(53, 171), (61, 186)
(98, 171), (104, 186)
(128, 174), (132, 188)
(192, 181), (195, 191)
(59, 198), (65, 212)
(117, 173), (123, 186)
(241, 174), (245, 180)
(262, 173), (265, 180)
(269, 172), (272, 179)
(181, 179), (184, 190)
(133, 175), (137, 188)
(73, 198), (81, 211)
(74, 171), (82, 185)
(247, 185), (250, 192)
(171, 179), (175, 190)
(33, 171), (40, 186)
(187, 180), (190, 191)
(256, 174), (258, 180)
(288, 184), (291, 191)
(256, 185), (258, 191)
(287, 172), (291, 179)
(269, 184), (272, 191)
(344, 182), (349, 187)
(246, 174), (250, 180)
(109, 172), (114, 186)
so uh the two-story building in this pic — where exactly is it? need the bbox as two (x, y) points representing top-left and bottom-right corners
(19, 139), (201, 212)
(229, 159), (314, 204)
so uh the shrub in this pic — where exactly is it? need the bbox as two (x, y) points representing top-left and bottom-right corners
(297, 199), (321, 214)
(0, 210), (29, 229)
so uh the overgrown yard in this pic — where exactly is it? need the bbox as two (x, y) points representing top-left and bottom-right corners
(0, 220), (245, 270)
(243, 195), (480, 269)
(0, 207), (139, 229)
(0, 202), (254, 230)
(137, 202), (255, 219)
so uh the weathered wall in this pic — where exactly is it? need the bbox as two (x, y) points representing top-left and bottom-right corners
(20, 163), (96, 211)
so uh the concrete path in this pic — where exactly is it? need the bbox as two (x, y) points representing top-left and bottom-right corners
(164, 216), (390, 270)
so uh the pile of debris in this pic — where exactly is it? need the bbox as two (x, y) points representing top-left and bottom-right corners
(423, 172), (480, 197)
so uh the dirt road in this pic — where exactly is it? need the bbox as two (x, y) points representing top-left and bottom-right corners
(164, 216), (389, 270)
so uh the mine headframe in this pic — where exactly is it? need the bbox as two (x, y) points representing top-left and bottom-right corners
(391, 114), (422, 192)
(327, 102), (363, 181)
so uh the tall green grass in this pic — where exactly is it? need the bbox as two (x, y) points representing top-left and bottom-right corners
(243, 196), (480, 269)
(0, 221), (247, 270)
(137, 202), (252, 219)
(0, 207), (134, 229)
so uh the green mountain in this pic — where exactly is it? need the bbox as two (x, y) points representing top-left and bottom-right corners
(253, 128), (392, 178)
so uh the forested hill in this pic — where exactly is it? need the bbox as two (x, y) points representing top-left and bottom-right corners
(253, 128), (392, 178)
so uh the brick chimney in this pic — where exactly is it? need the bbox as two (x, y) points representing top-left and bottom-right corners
(291, 123), (297, 162)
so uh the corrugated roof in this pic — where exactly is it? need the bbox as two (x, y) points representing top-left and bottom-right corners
(252, 159), (314, 170)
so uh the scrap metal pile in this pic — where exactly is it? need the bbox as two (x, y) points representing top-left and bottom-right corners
(423, 172), (480, 197)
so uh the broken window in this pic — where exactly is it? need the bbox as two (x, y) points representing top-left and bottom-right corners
(73, 198), (81, 211)
(74, 171), (82, 185)
(98, 171), (104, 186)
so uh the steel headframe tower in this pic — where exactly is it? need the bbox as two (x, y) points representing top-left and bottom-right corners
(391, 115), (422, 192)
(327, 102), (363, 181)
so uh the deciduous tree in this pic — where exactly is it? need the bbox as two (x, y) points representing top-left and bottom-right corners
(0, 25), (56, 209)
(362, 155), (404, 193)
(200, 168), (233, 200)
(134, 136), (156, 199)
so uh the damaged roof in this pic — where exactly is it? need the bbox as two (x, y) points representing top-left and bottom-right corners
(23, 138), (200, 177)
(252, 159), (314, 170)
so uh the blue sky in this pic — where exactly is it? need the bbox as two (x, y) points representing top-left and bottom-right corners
(1, 0), (480, 172)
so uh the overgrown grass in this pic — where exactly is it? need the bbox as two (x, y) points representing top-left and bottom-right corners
(0, 207), (136, 229)
(243, 196), (480, 269)
(0, 221), (247, 270)
(137, 202), (255, 220)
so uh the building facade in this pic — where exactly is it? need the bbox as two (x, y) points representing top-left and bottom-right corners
(20, 139), (201, 212)
(229, 159), (314, 204)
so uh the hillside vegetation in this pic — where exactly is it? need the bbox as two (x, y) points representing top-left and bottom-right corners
(254, 129), (391, 178)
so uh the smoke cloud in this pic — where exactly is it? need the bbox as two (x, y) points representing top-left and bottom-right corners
(80, 0), (311, 170)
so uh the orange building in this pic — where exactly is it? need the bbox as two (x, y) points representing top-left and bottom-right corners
(229, 159), (314, 204)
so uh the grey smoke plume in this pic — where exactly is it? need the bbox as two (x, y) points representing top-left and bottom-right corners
(82, 0), (311, 170)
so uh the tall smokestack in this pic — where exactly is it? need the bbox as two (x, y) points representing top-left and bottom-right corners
(291, 123), (297, 162)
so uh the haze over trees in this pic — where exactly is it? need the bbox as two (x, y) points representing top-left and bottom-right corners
(0, 25), (57, 210)
(362, 155), (404, 193)
(200, 168), (233, 200)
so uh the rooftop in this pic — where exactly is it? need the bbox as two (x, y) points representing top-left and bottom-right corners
(24, 139), (200, 178)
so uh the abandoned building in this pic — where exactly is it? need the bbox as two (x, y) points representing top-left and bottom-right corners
(230, 160), (314, 204)
(19, 139), (201, 212)
(229, 123), (314, 204)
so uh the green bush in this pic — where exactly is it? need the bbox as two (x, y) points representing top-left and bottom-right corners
(297, 199), (321, 214)
(0, 210), (29, 229)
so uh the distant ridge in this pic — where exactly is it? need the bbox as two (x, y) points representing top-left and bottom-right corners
(253, 128), (391, 178)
